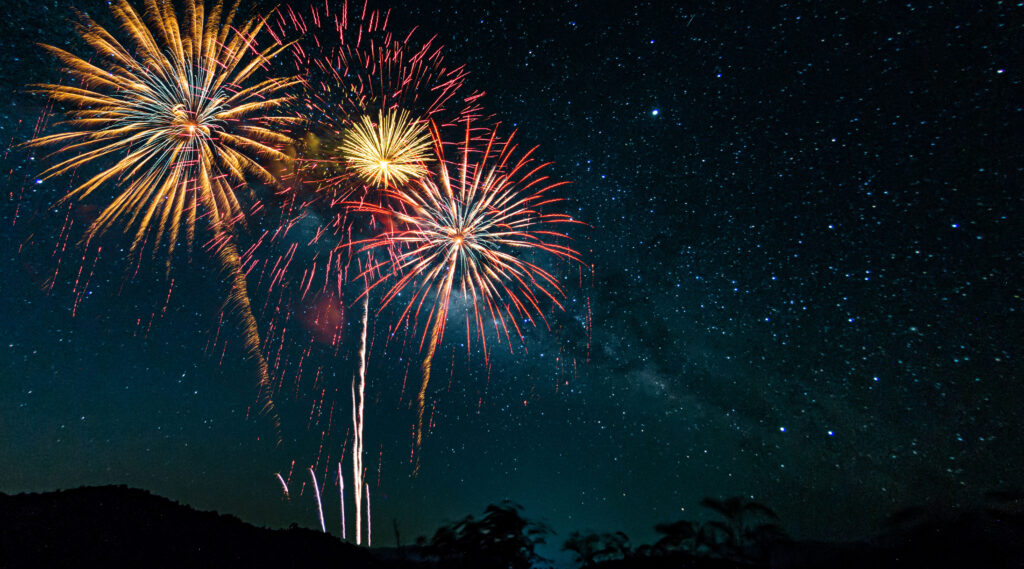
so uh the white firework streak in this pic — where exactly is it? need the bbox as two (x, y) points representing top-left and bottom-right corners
(352, 294), (369, 544)
(274, 472), (290, 500)
(310, 466), (326, 533)
(366, 483), (372, 547)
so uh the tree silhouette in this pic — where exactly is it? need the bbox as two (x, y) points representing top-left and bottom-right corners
(652, 520), (697, 554)
(696, 520), (734, 558)
(428, 501), (550, 569)
(698, 496), (787, 561)
(563, 531), (630, 567)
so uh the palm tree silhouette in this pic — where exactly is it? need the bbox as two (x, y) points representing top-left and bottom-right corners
(698, 496), (786, 560)
(652, 520), (697, 554)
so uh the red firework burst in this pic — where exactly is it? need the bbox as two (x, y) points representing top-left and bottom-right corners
(349, 122), (584, 457)
(267, 0), (484, 198)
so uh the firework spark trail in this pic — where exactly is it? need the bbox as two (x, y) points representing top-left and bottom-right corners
(376, 443), (383, 487)
(310, 466), (326, 533)
(211, 216), (281, 440)
(338, 461), (347, 539)
(274, 472), (290, 500)
(350, 122), (584, 468)
(413, 306), (445, 474)
(351, 292), (369, 544)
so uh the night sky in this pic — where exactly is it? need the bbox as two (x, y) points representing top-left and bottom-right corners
(2, 0), (1022, 561)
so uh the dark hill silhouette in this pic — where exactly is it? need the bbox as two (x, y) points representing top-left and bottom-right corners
(4, 486), (1024, 568)
(0, 485), (373, 569)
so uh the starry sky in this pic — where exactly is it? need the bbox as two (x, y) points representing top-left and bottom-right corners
(2, 0), (1022, 558)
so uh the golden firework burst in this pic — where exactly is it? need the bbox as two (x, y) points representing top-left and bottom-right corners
(339, 108), (432, 187)
(29, 0), (299, 258)
(28, 0), (299, 441)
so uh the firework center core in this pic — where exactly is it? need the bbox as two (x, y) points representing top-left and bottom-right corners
(171, 104), (210, 137)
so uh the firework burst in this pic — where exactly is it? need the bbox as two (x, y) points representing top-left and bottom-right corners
(267, 1), (483, 198)
(340, 108), (433, 188)
(30, 0), (298, 255)
(228, 2), (485, 459)
(28, 0), (299, 438)
(350, 123), (584, 462)
(273, 1), (482, 125)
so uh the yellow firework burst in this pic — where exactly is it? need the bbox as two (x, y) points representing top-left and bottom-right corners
(339, 108), (432, 187)
(29, 0), (299, 258)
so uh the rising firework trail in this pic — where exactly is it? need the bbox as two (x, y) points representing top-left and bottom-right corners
(365, 483), (372, 547)
(350, 122), (584, 471)
(27, 0), (299, 439)
(310, 466), (326, 533)
(351, 293), (369, 544)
